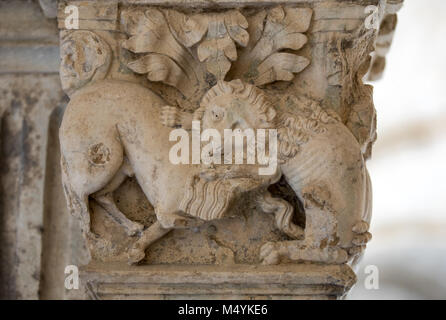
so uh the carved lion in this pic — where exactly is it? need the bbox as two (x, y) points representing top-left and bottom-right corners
(260, 95), (373, 265)
(59, 79), (302, 264)
(162, 83), (373, 266)
(59, 22), (371, 266)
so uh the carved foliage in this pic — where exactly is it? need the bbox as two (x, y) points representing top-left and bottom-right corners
(234, 7), (312, 85)
(195, 11), (249, 80)
(121, 6), (312, 101)
(121, 8), (249, 98)
(121, 8), (200, 97)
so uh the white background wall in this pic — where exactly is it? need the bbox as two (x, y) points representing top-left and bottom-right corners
(350, 0), (446, 299)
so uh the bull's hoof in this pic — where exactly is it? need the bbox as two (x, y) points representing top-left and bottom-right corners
(260, 241), (281, 265)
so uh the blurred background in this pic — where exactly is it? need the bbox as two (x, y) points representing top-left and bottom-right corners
(350, 0), (446, 299)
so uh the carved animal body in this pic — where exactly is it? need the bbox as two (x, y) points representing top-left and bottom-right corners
(285, 123), (371, 245)
(60, 79), (371, 265)
(260, 108), (372, 265)
(60, 80), (191, 230)
(59, 79), (293, 264)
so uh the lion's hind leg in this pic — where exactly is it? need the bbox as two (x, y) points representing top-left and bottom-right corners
(92, 158), (144, 236)
(61, 155), (96, 239)
(259, 183), (348, 265)
(257, 191), (304, 239)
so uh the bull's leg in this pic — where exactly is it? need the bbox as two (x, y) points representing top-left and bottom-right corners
(92, 158), (144, 236)
(157, 210), (202, 229)
(257, 191), (304, 239)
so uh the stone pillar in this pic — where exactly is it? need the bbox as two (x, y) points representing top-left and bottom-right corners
(0, 0), (89, 300)
(0, 1), (64, 299)
(55, 0), (403, 299)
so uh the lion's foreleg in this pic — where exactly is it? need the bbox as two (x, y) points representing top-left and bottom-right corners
(127, 210), (203, 265)
(127, 221), (171, 265)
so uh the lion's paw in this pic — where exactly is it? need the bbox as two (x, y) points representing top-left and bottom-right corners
(284, 224), (304, 240)
(127, 245), (146, 265)
(352, 221), (369, 234)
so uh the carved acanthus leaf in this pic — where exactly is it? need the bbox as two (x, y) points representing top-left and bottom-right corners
(121, 6), (311, 102)
(121, 8), (200, 97)
(127, 54), (185, 90)
(253, 7), (311, 61)
(165, 10), (208, 48)
(255, 53), (310, 86)
(196, 11), (249, 80)
(234, 6), (312, 86)
(121, 8), (250, 99)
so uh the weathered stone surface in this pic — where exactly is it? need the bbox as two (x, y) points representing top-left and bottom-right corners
(55, 0), (403, 300)
(81, 262), (356, 300)
(0, 0), (59, 73)
(0, 74), (64, 299)
(0, 0), (403, 300)
(0, 1), (87, 300)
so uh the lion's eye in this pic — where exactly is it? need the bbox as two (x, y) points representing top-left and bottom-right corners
(211, 107), (224, 122)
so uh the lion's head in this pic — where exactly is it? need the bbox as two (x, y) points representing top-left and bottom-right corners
(191, 79), (280, 181)
(194, 80), (276, 132)
(180, 81), (282, 220)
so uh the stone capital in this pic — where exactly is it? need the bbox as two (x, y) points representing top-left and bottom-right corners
(56, 0), (403, 299)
